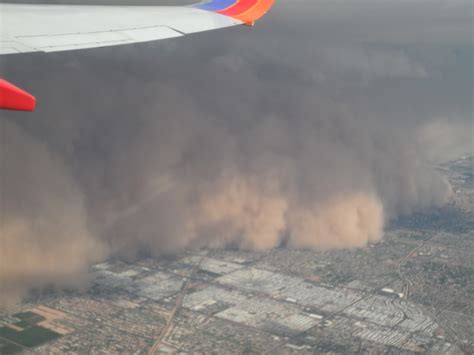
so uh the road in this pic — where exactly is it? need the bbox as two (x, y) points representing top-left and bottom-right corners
(148, 254), (206, 354)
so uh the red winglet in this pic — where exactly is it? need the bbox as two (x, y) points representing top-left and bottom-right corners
(0, 79), (36, 112)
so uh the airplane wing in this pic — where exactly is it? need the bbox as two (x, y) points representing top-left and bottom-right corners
(0, 0), (274, 111)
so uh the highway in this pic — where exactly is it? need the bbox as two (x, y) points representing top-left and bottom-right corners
(148, 255), (206, 354)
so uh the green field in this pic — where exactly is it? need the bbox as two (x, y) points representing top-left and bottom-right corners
(0, 311), (61, 354)
(0, 339), (23, 355)
(0, 326), (60, 348)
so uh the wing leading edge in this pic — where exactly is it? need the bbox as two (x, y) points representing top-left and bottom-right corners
(0, 0), (274, 111)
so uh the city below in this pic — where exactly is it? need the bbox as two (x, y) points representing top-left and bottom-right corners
(1, 156), (473, 354)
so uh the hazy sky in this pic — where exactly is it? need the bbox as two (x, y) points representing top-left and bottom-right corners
(0, 0), (472, 305)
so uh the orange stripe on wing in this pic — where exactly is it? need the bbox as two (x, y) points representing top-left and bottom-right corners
(232, 0), (274, 24)
(218, 0), (258, 16)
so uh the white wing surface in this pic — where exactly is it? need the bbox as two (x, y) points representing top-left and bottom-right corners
(0, 4), (240, 54)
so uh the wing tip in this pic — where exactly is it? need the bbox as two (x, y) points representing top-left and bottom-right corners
(195, 0), (274, 24)
(0, 79), (36, 112)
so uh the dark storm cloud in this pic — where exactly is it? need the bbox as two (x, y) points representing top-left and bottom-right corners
(0, 0), (472, 304)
